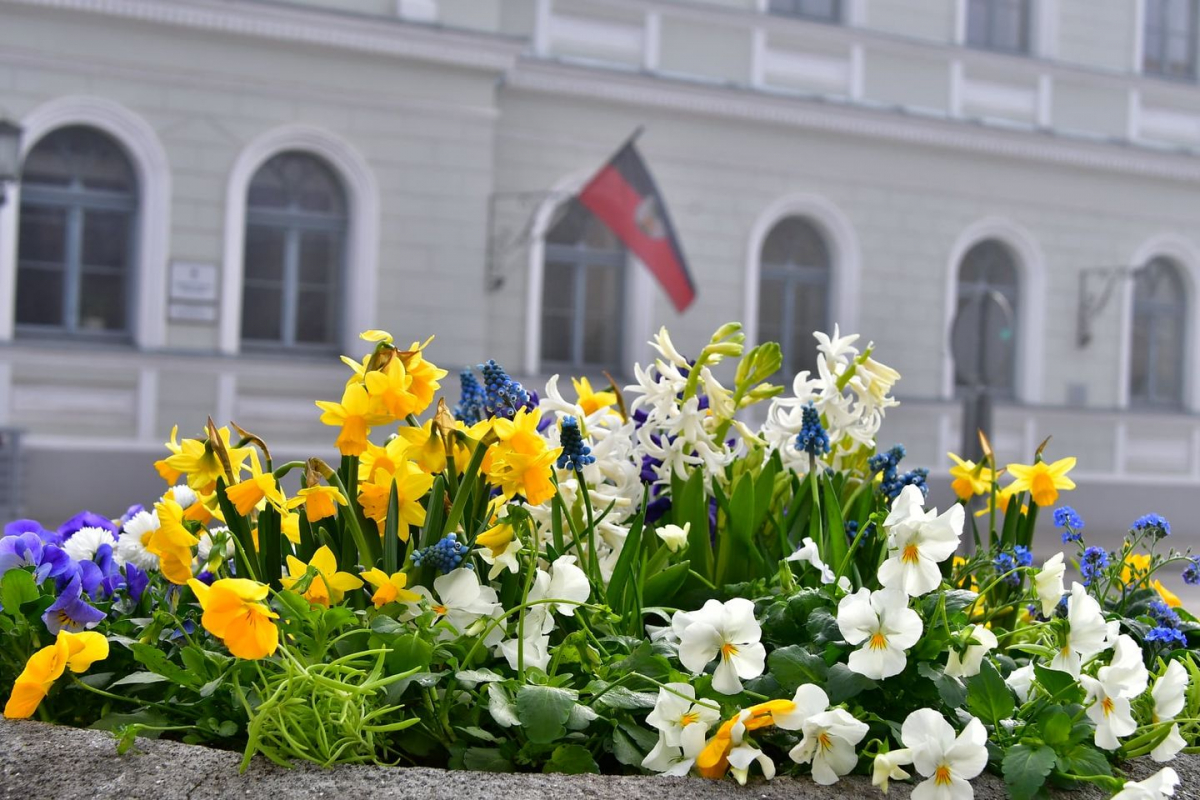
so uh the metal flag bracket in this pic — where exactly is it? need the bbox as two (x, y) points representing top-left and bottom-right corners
(485, 189), (574, 292)
(1076, 265), (1137, 348)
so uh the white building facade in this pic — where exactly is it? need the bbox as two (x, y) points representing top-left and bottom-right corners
(1, 0), (1200, 535)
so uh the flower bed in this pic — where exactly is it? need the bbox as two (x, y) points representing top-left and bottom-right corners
(0, 324), (1196, 800)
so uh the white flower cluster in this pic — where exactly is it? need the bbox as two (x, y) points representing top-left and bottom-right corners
(762, 327), (899, 473)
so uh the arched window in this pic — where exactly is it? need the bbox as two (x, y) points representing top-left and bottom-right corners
(1130, 257), (1186, 407)
(953, 239), (1020, 396)
(540, 198), (626, 371)
(241, 151), (346, 349)
(757, 217), (830, 377)
(16, 126), (137, 336)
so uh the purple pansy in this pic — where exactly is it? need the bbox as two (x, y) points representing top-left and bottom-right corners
(58, 511), (118, 542)
(41, 575), (106, 634)
(0, 533), (73, 584)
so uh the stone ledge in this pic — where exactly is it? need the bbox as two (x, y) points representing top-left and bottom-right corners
(0, 718), (1194, 799)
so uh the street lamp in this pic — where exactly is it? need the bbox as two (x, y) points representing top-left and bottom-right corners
(0, 118), (23, 207)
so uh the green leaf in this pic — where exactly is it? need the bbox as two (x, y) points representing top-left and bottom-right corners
(1034, 664), (1084, 704)
(383, 478), (401, 574)
(1039, 706), (1072, 748)
(805, 608), (842, 645)
(516, 685), (578, 743)
(544, 744), (599, 774)
(487, 684), (519, 728)
(463, 747), (515, 773)
(611, 727), (645, 767)
(385, 632), (433, 675)
(917, 662), (967, 709)
(1055, 743), (1111, 779)
(458, 726), (501, 743)
(678, 470), (712, 578)
(109, 672), (170, 688)
(130, 643), (203, 689)
(1002, 743), (1056, 800)
(0, 569), (38, 616)
(826, 663), (877, 704)
(822, 477), (848, 571)
(455, 668), (504, 687)
(767, 645), (828, 692)
(966, 659), (1014, 726)
(608, 503), (644, 625)
(643, 561), (689, 607)
(591, 684), (657, 710)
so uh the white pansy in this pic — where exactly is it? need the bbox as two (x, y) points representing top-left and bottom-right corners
(642, 722), (708, 777)
(837, 587), (923, 680)
(496, 634), (552, 672)
(1111, 767), (1180, 800)
(63, 526), (116, 562)
(645, 682), (720, 747)
(1151, 661), (1190, 762)
(1082, 635), (1149, 750)
(877, 486), (963, 597)
(1050, 582), (1111, 676)
(901, 709), (988, 800)
(872, 748), (913, 794)
(944, 624), (998, 679)
(479, 538), (522, 579)
(788, 707), (870, 785)
(1034, 552), (1066, 617)
(1006, 664), (1035, 704)
(677, 598), (766, 695)
(656, 523), (690, 553)
(772, 683), (830, 731)
(115, 510), (160, 571)
(411, 568), (502, 637)
(528, 555), (590, 617)
(727, 710), (776, 785)
(786, 537), (838, 585)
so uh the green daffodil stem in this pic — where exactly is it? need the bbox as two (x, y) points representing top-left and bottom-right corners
(324, 470), (378, 567)
(577, 473), (604, 597)
(271, 460), (306, 479)
(442, 436), (490, 538)
(516, 525), (540, 680)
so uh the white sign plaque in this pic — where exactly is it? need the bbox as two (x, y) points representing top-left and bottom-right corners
(170, 261), (219, 302)
(168, 303), (218, 323)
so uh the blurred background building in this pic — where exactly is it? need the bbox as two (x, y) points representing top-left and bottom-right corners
(0, 0), (1198, 574)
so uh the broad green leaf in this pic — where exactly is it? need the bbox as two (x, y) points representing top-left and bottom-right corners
(385, 633), (433, 674)
(826, 663), (876, 704)
(1034, 664), (1083, 704)
(1002, 743), (1056, 800)
(592, 684), (657, 710)
(544, 744), (599, 774)
(455, 668), (504, 687)
(131, 643), (203, 689)
(1054, 743), (1111, 779)
(966, 659), (1014, 725)
(0, 569), (38, 616)
(768, 644), (828, 692)
(516, 685), (578, 743)
(611, 727), (644, 767)
(487, 683), (519, 728)
(917, 662), (966, 709)
(109, 671), (170, 688)
(678, 470), (713, 578)
(644, 561), (690, 607)
(463, 747), (515, 773)
(1039, 706), (1072, 748)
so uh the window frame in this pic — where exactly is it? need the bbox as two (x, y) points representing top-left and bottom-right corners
(766, 0), (842, 24)
(14, 126), (138, 341)
(756, 216), (832, 379)
(953, 239), (1021, 399)
(239, 151), (348, 354)
(1142, 0), (1199, 81)
(964, 0), (1032, 55)
(1128, 257), (1188, 408)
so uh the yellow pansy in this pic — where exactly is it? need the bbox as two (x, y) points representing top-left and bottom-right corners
(947, 452), (994, 501)
(357, 462), (434, 536)
(225, 452), (287, 517)
(572, 376), (616, 417)
(188, 578), (278, 660)
(148, 497), (199, 585)
(360, 568), (421, 609)
(315, 383), (388, 457)
(3, 630), (108, 719)
(287, 484), (347, 524)
(397, 420), (448, 474)
(696, 699), (796, 780)
(281, 545), (364, 607)
(1005, 457), (1076, 507)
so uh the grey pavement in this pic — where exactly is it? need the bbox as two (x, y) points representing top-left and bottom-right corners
(1, 718), (1196, 799)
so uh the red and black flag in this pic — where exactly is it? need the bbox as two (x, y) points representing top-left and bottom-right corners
(577, 133), (696, 312)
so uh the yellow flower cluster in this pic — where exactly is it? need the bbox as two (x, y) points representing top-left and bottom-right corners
(948, 449), (1076, 511)
(2, 630), (108, 719)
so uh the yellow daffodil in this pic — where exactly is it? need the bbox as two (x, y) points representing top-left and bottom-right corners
(163, 426), (253, 495)
(475, 522), (515, 557)
(360, 568), (421, 608)
(153, 425), (183, 484)
(1153, 580), (1182, 608)
(287, 484), (347, 524)
(1005, 456), (1076, 507)
(947, 453), (994, 501)
(188, 578), (278, 660)
(281, 545), (363, 606)
(974, 484), (1027, 518)
(1120, 553), (1183, 607)
(225, 452), (287, 517)
(952, 556), (979, 592)
(397, 420), (448, 474)
(572, 376), (616, 416)
(486, 409), (559, 506)
(451, 419), (494, 474)
(364, 356), (417, 421)
(3, 630), (108, 719)
(316, 383), (388, 457)
(148, 498), (199, 585)
(281, 509), (300, 545)
(360, 329), (394, 344)
(395, 340), (447, 416)
(359, 436), (412, 483)
(357, 462), (434, 535)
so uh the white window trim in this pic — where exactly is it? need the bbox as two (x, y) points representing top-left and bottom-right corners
(523, 171), (654, 377)
(743, 193), (860, 352)
(955, 0), (1052, 57)
(0, 96), (171, 348)
(220, 124), (379, 355)
(940, 217), (1046, 403)
(1117, 234), (1200, 411)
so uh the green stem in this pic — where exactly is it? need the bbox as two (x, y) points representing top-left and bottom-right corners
(325, 470), (378, 567)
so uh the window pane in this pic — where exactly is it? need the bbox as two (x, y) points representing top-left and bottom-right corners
(1130, 317), (1151, 401)
(78, 272), (126, 331)
(82, 209), (131, 270)
(540, 313), (573, 364)
(298, 229), (339, 285)
(1151, 315), (1184, 404)
(762, 217), (829, 270)
(541, 262), (577, 364)
(244, 225), (285, 282)
(791, 282), (826, 372)
(248, 152), (345, 216)
(582, 263), (621, 366)
(242, 285), (283, 342)
(23, 126), (136, 193)
(757, 277), (786, 350)
(295, 289), (333, 344)
(18, 206), (67, 266)
(15, 268), (64, 326)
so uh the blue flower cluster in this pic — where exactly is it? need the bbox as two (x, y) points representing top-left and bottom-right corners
(869, 444), (928, 500)
(1146, 626), (1187, 648)
(993, 551), (1020, 586)
(556, 416), (595, 472)
(1014, 545), (1033, 568)
(1184, 557), (1200, 586)
(479, 360), (535, 420)
(1149, 599), (1181, 628)
(1080, 546), (1109, 586)
(796, 403), (830, 458)
(1132, 513), (1171, 539)
(411, 533), (470, 574)
(453, 369), (487, 425)
(1053, 505), (1084, 543)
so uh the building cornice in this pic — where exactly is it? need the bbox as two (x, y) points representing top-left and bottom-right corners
(1, 0), (525, 73)
(506, 59), (1200, 184)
